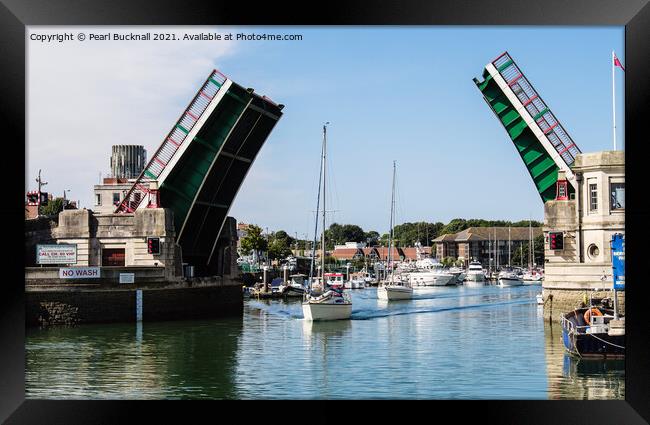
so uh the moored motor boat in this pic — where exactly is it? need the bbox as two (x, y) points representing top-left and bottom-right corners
(465, 261), (486, 285)
(498, 270), (523, 286)
(378, 283), (413, 300)
(561, 297), (625, 358)
(279, 274), (307, 297)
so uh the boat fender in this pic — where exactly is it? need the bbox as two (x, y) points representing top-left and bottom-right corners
(584, 307), (603, 324)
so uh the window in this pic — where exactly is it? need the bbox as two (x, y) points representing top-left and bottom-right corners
(589, 183), (598, 212)
(610, 182), (625, 210)
(95, 193), (101, 205)
(557, 183), (566, 199)
(113, 192), (120, 205)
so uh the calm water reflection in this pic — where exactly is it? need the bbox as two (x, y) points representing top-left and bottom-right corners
(25, 285), (624, 399)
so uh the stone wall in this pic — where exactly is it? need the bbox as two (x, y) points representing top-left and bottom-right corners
(26, 281), (243, 327)
(541, 288), (625, 322)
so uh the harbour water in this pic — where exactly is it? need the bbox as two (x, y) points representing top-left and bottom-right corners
(25, 285), (624, 399)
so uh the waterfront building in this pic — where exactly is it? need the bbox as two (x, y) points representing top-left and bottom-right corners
(93, 177), (136, 215)
(25, 208), (239, 280)
(542, 151), (625, 317)
(432, 226), (543, 266)
(401, 246), (433, 261)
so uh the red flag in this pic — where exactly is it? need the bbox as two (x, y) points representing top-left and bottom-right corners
(614, 54), (625, 71)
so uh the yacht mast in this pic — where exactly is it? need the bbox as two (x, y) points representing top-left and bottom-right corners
(528, 220), (532, 270)
(508, 225), (511, 267)
(388, 160), (396, 284)
(309, 127), (325, 284)
(321, 123), (328, 280)
(531, 222), (535, 269)
(488, 231), (491, 275)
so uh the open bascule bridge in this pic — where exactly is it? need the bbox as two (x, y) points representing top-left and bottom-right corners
(474, 52), (625, 320)
(114, 69), (284, 276)
(25, 69), (284, 325)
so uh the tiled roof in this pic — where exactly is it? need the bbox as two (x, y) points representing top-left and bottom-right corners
(331, 248), (364, 259)
(432, 233), (457, 242)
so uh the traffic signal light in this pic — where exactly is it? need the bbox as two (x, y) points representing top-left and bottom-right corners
(147, 237), (161, 254)
(549, 232), (564, 250)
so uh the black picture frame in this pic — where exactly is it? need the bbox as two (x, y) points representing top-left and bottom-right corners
(2, 0), (649, 423)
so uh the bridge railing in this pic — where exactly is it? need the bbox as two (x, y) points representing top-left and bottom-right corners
(492, 52), (581, 167)
(115, 69), (228, 213)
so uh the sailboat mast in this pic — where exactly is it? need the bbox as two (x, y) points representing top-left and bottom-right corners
(322, 123), (328, 279)
(528, 220), (532, 270)
(309, 129), (325, 284)
(388, 161), (396, 284)
(488, 231), (491, 274)
(531, 224), (535, 269)
(508, 226), (511, 267)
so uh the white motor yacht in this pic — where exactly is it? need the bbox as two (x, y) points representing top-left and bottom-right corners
(279, 274), (307, 297)
(378, 282), (414, 300)
(465, 261), (486, 285)
(498, 269), (523, 287)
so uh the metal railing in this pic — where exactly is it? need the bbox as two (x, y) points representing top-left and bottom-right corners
(492, 52), (581, 167)
(115, 69), (228, 213)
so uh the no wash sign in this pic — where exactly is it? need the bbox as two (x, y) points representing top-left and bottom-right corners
(59, 267), (101, 279)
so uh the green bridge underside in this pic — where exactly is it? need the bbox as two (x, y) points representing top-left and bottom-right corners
(159, 83), (282, 274)
(475, 69), (572, 203)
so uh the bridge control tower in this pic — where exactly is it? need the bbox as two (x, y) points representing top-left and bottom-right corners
(115, 69), (284, 276)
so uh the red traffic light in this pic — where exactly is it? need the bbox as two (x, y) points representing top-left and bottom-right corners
(549, 232), (563, 250)
(147, 237), (161, 254)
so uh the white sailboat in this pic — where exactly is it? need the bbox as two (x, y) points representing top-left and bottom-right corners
(378, 161), (413, 301)
(302, 123), (352, 321)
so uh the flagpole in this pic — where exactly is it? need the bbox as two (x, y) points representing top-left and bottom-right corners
(612, 50), (617, 151)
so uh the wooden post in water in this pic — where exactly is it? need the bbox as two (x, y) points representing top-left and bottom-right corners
(263, 265), (268, 293)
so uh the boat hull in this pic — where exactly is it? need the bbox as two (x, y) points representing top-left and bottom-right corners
(498, 277), (523, 287)
(283, 288), (305, 297)
(378, 285), (413, 300)
(561, 327), (625, 358)
(302, 301), (352, 321)
(466, 272), (486, 282)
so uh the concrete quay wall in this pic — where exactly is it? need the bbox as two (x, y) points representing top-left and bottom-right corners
(541, 288), (624, 322)
(26, 278), (243, 327)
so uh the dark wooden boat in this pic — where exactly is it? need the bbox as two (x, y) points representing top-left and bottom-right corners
(560, 298), (625, 358)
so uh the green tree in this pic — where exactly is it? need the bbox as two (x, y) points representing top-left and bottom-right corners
(39, 198), (64, 217)
(268, 239), (293, 261)
(351, 256), (367, 270)
(239, 225), (268, 266)
(392, 221), (443, 246)
(324, 223), (367, 248)
(365, 230), (380, 246)
(267, 230), (295, 261)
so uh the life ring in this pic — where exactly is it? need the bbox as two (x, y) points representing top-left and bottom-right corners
(584, 307), (603, 324)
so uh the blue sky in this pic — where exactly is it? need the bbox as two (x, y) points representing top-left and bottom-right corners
(27, 26), (624, 239)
